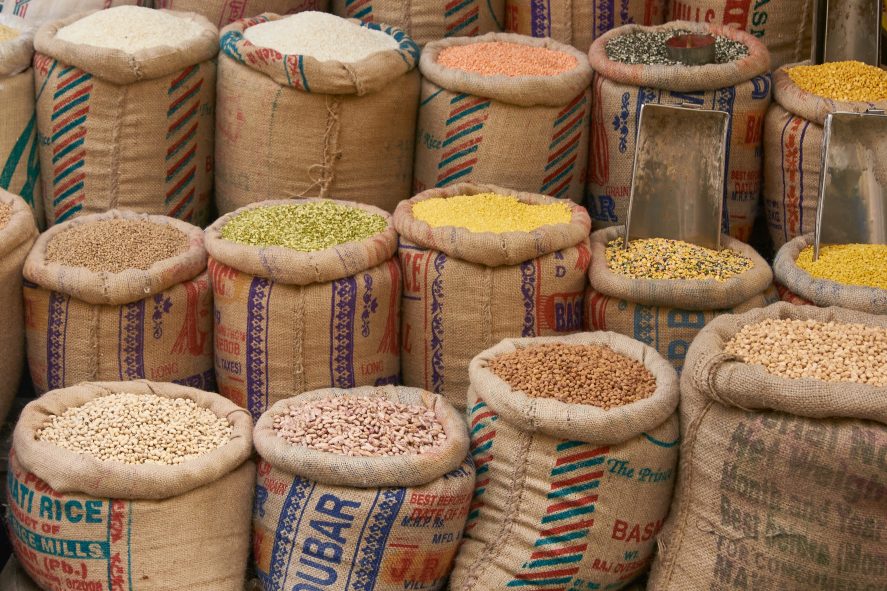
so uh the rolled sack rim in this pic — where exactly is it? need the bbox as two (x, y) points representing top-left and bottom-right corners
(12, 380), (255, 500)
(588, 20), (771, 92)
(683, 301), (887, 426)
(0, 14), (35, 76)
(773, 62), (887, 125)
(34, 9), (219, 85)
(393, 182), (592, 267)
(469, 332), (680, 445)
(23, 209), (207, 306)
(773, 234), (887, 315)
(0, 190), (39, 261)
(419, 32), (593, 107)
(219, 13), (419, 95)
(253, 385), (470, 489)
(588, 225), (774, 310)
(204, 198), (398, 285)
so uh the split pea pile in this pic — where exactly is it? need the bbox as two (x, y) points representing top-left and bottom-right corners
(606, 238), (752, 281)
(46, 219), (188, 273)
(37, 393), (233, 465)
(0, 202), (12, 230)
(796, 244), (887, 290)
(787, 61), (887, 102)
(488, 343), (657, 409)
(606, 30), (748, 65)
(0, 23), (19, 42)
(438, 42), (577, 77)
(412, 193), (572, 233)
(725, 318), (887, 386)
(273, 395), (447, 457)
(221, 202), (387, 251)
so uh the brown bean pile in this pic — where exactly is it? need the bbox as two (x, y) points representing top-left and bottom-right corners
(273, 395), (447, 457)
(0, 202), (11, 230)
(46, 219), (188, 273)
(488, 342), (657, 409)
(725, 318), (887, 386)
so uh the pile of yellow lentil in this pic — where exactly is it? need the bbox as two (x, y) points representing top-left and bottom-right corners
(437, 42), (577, 77)
(796, 243), (887, 290)
(606, 238), (752, 281)
(786, 61), (887, 102)
(412, 193), (572, 233)
(0, 24), (19, 42)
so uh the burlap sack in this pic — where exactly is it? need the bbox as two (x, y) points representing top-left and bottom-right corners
(668, 0), (812, 68)
(504, 0), (666, 53)
(252, 385), (474, 591)
(414, 33), (592, 203)
(0, 191), (38, 425)
(155, 0), (326, 27)
(648, 302), (887, 590)
(23, 210), (214, 394)
(0, 0), (150, 24)
(7, 380), (255, 591)
(332, 0), (505, 46)
(215, 15), (419, 215)
(452, 332), (680, 590)
(585, 226), (775, 372)
(773, 234), (887, 315)
(206, 199), (401, 420)
(33, 10), (217, 226)
(763, 64), (887, 249)
(587, 21), (771, 242)
(394, 183), (591, 410)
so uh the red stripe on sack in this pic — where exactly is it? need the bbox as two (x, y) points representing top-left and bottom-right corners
(166, 166), (196, 199)
(550, 470), (604, 490)
(437, 158), (478, 180)
(547, 495), (598, 514)
(441, 136), (483, 161)
(168, 187), (195, 219)
(540, 519), (594, 537)
(56, 70), (85, 90)
(549, 111), (584, 144)
(530, 544), (588, 559)
(474, 454), (494, 469)
(168, 80), (203, 114)
(547, 177), (573, 199)
(53, 152), (84, 177)
(547, 133), (581, 164)
(169, 64), (198, 89)
(55, 172), (85, 195)
(166, 144), (197, 178)
(448, 96), (488, 118)
(168, 101), (199, 135)
(52, 106), (89, 134)
(53, 128), (86, 155)
(558, 92), (585, 118)
(473, 430), (495, 446)
(514, 567), (580, 580)
(444, 115), (488, 139)
(555, 447), (608, 466)
(471, 410), (496, 427)
(447, 6), (479, 32)
(166, 122), (199, 157)
(445, 0), (464, 9)
(55, 195), (84, 219)
(53, 84), (92, 113)
(542, 155), (578, 185)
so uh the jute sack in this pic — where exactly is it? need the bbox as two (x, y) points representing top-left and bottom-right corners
(452, 332), (680, 590)
(585, 226), (776, 373)
(773, 234), (887, 315)
(252, 385), (474, 591)
(587, 21), (771, 242)
(206, 199), (401, 421)
(648, 303), (887, 590)
(0, 16), (42, 225)
(7, 380), (255, 591)
(216, 15), (420, 215)
(23, 210), (214, 394)
(668, 0), (813, 68)
(504, 0), (666, 53)
(0, 190), (38, 425)
(332, 0), (505, 46)
(33, 10), (217, 226)
(394, 183), (591, 410)
(413, 33), (592, 203)
(763, 64), (887, 249)
(155, 0), (327, 27)
(0, 0), (150, 24)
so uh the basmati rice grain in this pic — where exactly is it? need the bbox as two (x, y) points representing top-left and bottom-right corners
(437, 41), (578, 77)
(0, 23), (19, 42)
(56, 6), (205, 53)
(243, 12), (398, 63)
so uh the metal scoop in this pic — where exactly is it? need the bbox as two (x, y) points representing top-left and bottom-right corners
(811, 0), (881, 65)
(624, 103), (730, 251)
(813, 109), (887, 260)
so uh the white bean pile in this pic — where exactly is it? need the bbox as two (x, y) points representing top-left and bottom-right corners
(273, 396), (447, 457)
(37, 393), (232, 465)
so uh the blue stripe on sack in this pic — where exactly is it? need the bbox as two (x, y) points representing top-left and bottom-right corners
(0, 113), (35, 192)
(51, 115), (87, 143)
(268, 478), (315, 590)
(421, 88), (444, 107)
(550, 456), (604, 476)
(445, 0), (473, 17)
(53, 72), (91, 100)
(168, 65), (198, 95)
(445, 101), (489, 126)
(547, 481), (600, 499)
(643, 433), (680, 448)
(540, 504), (595, 524)
(50, 92), (89, 121)
(349, 488), (406, 591)
(343, 490), (381, 591)
(52, 135), (84, 164)
(53, 181), (84, 207)
(246, 277), (273, 421)
(330, 276), (357, 388)
(54, 202), (82, 222)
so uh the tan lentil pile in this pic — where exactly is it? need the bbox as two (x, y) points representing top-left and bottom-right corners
(488, 343), (657, 409)
(46, 219), (188, 273)
(437, 41), (578, 77)
(37, 393), (233, 465)
(0, 23), (19, 42)
(796, 244), (887, 291)
(273, 396), (447, 457)
(606, 238), (752, 281)
(786, 61), (887, 102)
(412, 193), (573, 233)
(0, 202), (12, 230)
(725, 318), (887, 386)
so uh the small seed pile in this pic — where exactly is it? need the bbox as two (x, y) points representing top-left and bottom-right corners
(244, 12), (397, 62)
(222, 202), (387, 251)
(0, 23), (19, 42)
(412, 193), (572, 233)
(37, 393), (232, 465)
(56, 6), (204, 52)
(787, 61), (887, 102)
(606, 238), (752, 281)
(488, 342), (657, 409)
(46, 219), (187, 273)
(725, 318), (887, 386)
(438, 41), (577, 77)
(796, 243), (887, 290)
(606, 30), (748, 65)
(273, 395), (447, 457)
(0, 202), (12, 230)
